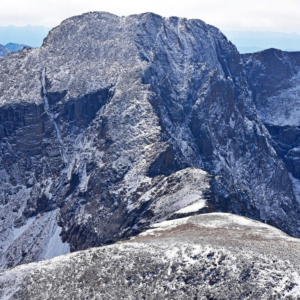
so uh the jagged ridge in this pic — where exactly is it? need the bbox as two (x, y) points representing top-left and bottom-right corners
(1, 214), (300, 299)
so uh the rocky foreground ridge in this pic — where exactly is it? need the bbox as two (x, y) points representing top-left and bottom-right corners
(0, 11), (300, 272)
(1, 213), (300, 299)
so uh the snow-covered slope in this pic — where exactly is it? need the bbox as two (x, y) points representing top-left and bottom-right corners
(0, 12), (300, 270)
(1, 213), (300, 299)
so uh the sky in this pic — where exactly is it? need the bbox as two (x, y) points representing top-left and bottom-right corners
(1, 0), (300, 34)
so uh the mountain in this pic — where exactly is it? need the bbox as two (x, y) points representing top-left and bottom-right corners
(0, 44), (10, 58)
(5, 42), (32, 52)
(225, 31), (300, 53)
(0, 43), (33, 59)
(0, 25), (50, 47)
(0, 11), (300, 276)
(2, 26), (299, 55)
(242, 49), (300, 196)
(237, 46), (264, 53)
(1, 213), (300, 299)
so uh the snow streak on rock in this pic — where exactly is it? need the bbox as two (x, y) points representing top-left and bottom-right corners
(41, 67), (67, 165)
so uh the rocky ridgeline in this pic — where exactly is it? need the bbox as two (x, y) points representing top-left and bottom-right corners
(0, 12), (300, 271)
(1, 214), (300, 299)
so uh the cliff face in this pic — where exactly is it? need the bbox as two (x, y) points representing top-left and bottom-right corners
(242, 49), (300, 201)
(0, 12), (300, 270)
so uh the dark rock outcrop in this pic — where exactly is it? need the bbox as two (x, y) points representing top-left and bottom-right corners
(242, 49), (300, 180)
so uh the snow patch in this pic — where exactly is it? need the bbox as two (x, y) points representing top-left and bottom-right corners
(139, 217), (191, 236)
(13, 217), (36, 241)
(174, 199), (206, 214)
(44, 226), (70, 260)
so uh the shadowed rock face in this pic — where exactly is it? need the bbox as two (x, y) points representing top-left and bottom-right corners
(242, 49), (300, 180)
(1, 214), (300, 299)
(0, 12), (300, 270)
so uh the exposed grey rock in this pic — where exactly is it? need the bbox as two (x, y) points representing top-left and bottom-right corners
(0, 12), (300, 271)
(242, 49), (300, 201)
(1, 213), (300, 299)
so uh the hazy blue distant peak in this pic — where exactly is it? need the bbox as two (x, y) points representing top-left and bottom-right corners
(237, 46), (264, 54)
(5, 42), (33, 52)
(3, 24), (50, 30)
(0, 44), (10, 58)
(0, 42), (34, 59)
(0, 25), (51, 47)
(224, 30), (300, 53)
(225, 31), (300, 39)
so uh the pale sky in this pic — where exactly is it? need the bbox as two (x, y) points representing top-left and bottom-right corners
(1, 0), (300, 33)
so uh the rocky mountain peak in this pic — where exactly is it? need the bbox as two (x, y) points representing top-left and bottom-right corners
(0, 12), (300, 273)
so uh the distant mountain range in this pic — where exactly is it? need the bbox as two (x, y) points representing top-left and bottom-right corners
(0, 25), (50, 47)
(5, 42), (31, 52)
(0, 42), (32, 58)
(224, 30), (300, 53)
(0, 44), (10, 58)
